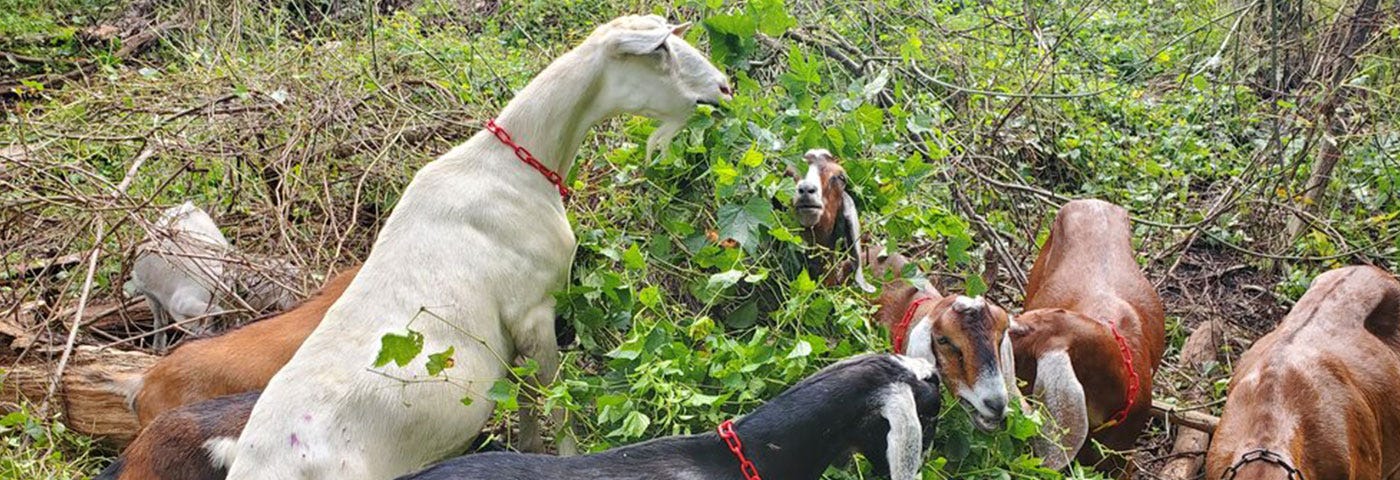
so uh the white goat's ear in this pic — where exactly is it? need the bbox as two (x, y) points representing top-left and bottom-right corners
(879, 383), (924, 480)
(615, 27), (672, 55)
(671, 22), (692, 36)
(1031, 350), (1088, 470)
(842, 191), (876, 293)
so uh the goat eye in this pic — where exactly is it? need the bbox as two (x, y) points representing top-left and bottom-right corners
(935, 336), (950, 346)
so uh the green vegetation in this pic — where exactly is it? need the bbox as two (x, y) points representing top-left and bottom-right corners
(2, 0), (1396, 478)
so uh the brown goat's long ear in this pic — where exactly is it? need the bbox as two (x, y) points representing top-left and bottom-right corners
(879, 383), (924, 480)
(1030, 350), (1087, 470)
(998, 327), (1019, 400)
(841, 191), (876, 293)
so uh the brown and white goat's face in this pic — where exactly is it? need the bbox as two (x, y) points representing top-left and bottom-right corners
(591, 15), (731, 149)
(913, 296), (1015, 432)
(791, 149), (848, 229)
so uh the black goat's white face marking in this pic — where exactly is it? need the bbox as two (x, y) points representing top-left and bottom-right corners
(878, 382), (924, 480)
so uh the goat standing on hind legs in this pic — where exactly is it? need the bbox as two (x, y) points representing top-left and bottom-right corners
(226, 15), (731, 480)
(1206, 266), (1400, 480)
(1009, 199), (1165, 477)
(789, 149), (877, 293)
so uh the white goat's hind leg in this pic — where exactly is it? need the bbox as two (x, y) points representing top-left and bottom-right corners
(512, 303), (571, 455)
(145, 294), (171, 351)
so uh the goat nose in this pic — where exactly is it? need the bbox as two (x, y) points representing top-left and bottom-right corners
(718, 82), (733, 97)
(983, 398), (1007, 416)
(797, 184), (817, 195)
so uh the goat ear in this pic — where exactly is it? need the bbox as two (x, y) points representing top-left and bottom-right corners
(670, 22), (692, 36)
(841, 191), (876, 293)
(1030, 350), (1088, 470)
(784, 164), (800, 182)
(998, 329), (1020, 403)
(879, 384), (925, 480)
(615, 27), (671, 55)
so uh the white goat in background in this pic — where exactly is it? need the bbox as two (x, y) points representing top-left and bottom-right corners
(126, 202), (303, 349)
(225, 15), (731, 480)
(126, 201), (232, 350)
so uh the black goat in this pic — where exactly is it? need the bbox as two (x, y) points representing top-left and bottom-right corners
(399, 353), (942, 480)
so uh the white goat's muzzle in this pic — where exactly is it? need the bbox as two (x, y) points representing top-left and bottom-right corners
(961, 370), (1010, 432)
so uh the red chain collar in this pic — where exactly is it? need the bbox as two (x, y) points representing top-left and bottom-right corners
(1093, 321), (1140, 432)
(891, 295), (936, 354)
(484, 119), (569, 199)
(717, 420), (761, 480)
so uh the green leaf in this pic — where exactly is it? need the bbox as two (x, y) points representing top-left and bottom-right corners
(740, 147), (764, 167)
(608, 411), (651, 439)
(750, 0), (796, 36)
(638, 285), (661, 308)
(486, 379), (519, 410)
(712, 158), (739, 187)
(786, 339), (812, 359)
(373, 329), (424, 368)
(792, 269), (817, 295)
(717, 196), (776, 252)
(622, 243), (646, 271)
(425, 346), (455, 376)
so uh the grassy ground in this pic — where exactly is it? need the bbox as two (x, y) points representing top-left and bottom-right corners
(2, 0), (1398, 478)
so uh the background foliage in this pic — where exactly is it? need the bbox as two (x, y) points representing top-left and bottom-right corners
(1, 0), (1396, 478)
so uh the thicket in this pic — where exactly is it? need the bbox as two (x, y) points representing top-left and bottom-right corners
(1, 0), (1396, 478)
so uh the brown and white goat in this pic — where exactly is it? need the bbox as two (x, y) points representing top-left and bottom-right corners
(115, 266), (359, 427)
(95, 391), (258, 480)
(1206, 265), (1400, 480)
(788, 149), (875, 292)
(1009, 199), (1164, 475)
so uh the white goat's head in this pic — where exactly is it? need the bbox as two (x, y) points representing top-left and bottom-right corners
(584, 15), (731, 156)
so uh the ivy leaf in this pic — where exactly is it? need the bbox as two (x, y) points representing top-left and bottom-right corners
(486, 379), (519, 410)
(608, 411), (651, 439)
(786, 339), (812, 359)
(749, 0), (796, 36)
(717, 196), (776, 252)
(373, 329), (424, 368)
(638, 285), (661, 308)
(622, 243), (646, 271)
(425, 346), (455, 376)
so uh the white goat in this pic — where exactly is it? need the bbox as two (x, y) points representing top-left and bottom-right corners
(225, 15), (730, 480)
(126, 202), (303, 349)
(126, 201), (232, 350)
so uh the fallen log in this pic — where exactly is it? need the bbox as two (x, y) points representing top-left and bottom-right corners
(1159, 319), (1222, 479)
(0, 346), (156, 447)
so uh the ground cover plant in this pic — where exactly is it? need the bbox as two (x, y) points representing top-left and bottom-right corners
(1, 0), (1397, 478)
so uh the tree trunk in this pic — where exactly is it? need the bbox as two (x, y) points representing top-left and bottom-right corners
(1, 347), (156, 448)
(1160, 320), (1222, 480)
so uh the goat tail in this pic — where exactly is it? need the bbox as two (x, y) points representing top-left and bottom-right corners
(1028, 349), (1088, 471)
(89, 370), (144, 414)
(203, 436), (240, 470)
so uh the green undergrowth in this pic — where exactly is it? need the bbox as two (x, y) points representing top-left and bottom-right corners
(3, 0), (1398, 479)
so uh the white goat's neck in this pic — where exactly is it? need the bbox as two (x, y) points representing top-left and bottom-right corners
(492, 44), (609, 177)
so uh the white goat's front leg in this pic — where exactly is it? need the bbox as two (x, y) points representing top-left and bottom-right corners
(512, 302), (573, 455)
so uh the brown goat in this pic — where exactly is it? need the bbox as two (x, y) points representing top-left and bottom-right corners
(1009, 199), (1165, 476)
(1206, 265), (1400, 480)
(121, 266), (359, 426)
(95, 391), (257, 480)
